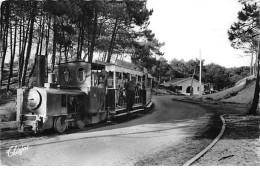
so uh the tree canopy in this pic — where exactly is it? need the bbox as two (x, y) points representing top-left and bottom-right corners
(228, 0), (260, 115)
(169, 58), (250, 91)
(0, 0), (165, 90)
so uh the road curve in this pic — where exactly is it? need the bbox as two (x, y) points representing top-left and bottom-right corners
(1, 95), (208, 166)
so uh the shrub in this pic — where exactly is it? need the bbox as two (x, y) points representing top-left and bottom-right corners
(0, 102), (16, 122)
(205, 97), (214, 100)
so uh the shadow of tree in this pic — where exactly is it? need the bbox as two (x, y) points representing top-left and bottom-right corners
(192, 102), (260, 141)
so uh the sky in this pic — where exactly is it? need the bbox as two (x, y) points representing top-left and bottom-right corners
(146, 0), (250, 68)
(2, 0), (250, 68)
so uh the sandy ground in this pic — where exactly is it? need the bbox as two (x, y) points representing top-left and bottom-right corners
(193, 113), (260, 166)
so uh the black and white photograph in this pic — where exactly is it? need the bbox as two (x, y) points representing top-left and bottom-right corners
(0, 0), (259, 166)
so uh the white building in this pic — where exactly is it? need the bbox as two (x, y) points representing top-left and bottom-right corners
(163, 77), (204, 95)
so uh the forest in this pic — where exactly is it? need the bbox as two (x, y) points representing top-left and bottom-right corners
(0, 0), (252, 94)
(0, 0), (164, 92)
(156, 57), (250, 91)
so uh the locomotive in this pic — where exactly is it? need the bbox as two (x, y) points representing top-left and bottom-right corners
(17, 55), (153, 133)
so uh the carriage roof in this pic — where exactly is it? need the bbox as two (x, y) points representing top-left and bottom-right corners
(36, 87), (86, 95)
(95, 60), (145, 76)
(59, 60), (152, 77)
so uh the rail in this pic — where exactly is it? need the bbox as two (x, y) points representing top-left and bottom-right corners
(183, 114), (226, 166)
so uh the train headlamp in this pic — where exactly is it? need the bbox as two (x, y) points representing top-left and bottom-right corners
(27, 89), (42, 110)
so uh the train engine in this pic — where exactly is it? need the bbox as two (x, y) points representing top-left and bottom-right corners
(17, 56), (107, 133)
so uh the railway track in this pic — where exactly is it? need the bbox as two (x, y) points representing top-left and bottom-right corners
(183, 114), (226, 166)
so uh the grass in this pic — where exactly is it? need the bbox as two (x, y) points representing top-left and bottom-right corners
(0, 102), (16, 122)
(202, 79), (255, 102)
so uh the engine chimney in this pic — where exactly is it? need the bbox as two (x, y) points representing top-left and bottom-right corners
(36, 55), (46, 87)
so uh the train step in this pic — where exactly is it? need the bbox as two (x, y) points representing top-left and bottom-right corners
(114, 108), (144, 117)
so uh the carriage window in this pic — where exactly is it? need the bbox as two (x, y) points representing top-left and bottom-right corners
(92, 70), (99, 87)
(107, 71), (114, 88)
(63, 68), (71, 82)
(142, 75), (146, 89)
(116, 72), (123, 87)
(147, 78), (152, 87)
(131, 76), (136, 82)
(77, 67), (86, 82)
(61, 95), (66, 107)
(138, 76), (141, 82)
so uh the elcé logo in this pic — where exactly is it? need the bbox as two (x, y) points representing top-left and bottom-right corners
(6, 145), (29, 157)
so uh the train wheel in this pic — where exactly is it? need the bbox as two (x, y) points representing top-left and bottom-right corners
(54, 116), (67, 133)
(76, 120), (85, 130)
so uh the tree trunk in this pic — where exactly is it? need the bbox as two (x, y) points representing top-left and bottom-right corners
(84, 25), (90, 61)
(19, 19), (22, 58)
(62, 25), (68, 62)
(158, 73), (161, 84)
(0, 2), (3, 69)
(7, 20), (17, 91)
(77, 21), (81, 60)
(83, 36), (90, 61)
(106, 18), (119, 63)
(79, 23), (84, 61)
(19, 17), (30, 87)
(18, 19), (22, 87)
(52, 16), (57, 73)
(250, 51), (253, 76)
(45, 16), (50, 77)
(0, 3), (3, 40)
(0, 2), (10, 89)
(21, 1), (37, 86)
(39, 16), (45, 55)
(88, 8), (98, 63)
(59, 37), (62, 64)
(45, 16), (50, 57)
(35, 17), (42, 56)
(249, 41), (260, 115)
(7, 23), (12, 91)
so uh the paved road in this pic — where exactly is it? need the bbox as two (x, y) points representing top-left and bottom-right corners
(0, 95), (208, 166)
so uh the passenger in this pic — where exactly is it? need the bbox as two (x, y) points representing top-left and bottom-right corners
(97, 69), (108, 111)
(68, 96), (76, 113)
(125, 77), (136, 114)
(98, 69), (108, 88)
(117, 84), (124, 106)
(116, 74), (123, 106)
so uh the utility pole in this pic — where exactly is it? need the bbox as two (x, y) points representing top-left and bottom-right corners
(199, 49), (202, 97)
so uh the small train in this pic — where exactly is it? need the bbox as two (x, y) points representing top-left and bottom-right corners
(17, 56), (153, 133)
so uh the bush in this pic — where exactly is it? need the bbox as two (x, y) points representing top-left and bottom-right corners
(0, 102), (16, 122)
(205, 97), (214, 100)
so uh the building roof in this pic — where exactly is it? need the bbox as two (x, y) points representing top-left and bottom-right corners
(162, 77), (203, 87)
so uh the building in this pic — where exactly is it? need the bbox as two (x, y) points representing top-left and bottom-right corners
(162, 77), (204, 95)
